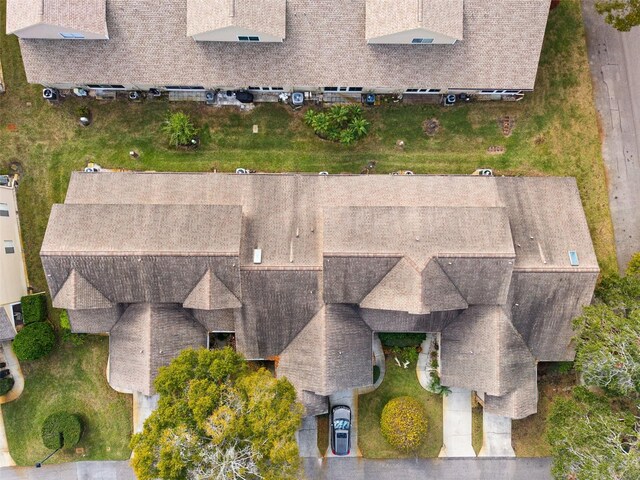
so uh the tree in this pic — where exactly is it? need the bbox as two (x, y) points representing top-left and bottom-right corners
(162, 112), (198, 147)
(130, 347), (303, 480)
(548, 387), (640, 480)
(596, 1), (640, 32)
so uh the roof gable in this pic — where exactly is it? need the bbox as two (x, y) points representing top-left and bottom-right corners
(187, 0), (286, 42)
(7, 0), (109, 39)
(361, 258), (427, 314)
(183, 269), (241, 310)
(53, 269), (113, 310)
(422, 258), (468, 311)
(366, 0), (463, 44)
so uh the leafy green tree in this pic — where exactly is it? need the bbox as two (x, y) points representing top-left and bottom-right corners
(130, 348), (303, 480)
(162, 112), (198, 147)
(548, 387), (640, 480)
(596, 1), (640, 32)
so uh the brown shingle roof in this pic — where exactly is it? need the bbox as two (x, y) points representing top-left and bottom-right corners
(6, 0), (108, 37)
(187, 0), (286, 40)
(52, 269), (113, 309)
(366, 0), (464, 41)
(15, 0), (550, 90)
(183, 269), (241, 310)
(0, 308), (16, 342)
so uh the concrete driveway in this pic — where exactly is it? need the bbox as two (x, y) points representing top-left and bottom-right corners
(327, 390), (360, 457)
(439, 387), (475, 457)
(583, 0), (640, 271)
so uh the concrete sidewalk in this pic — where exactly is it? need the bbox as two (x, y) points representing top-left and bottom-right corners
(0, 461), (136, 480)
(479, 412), (515, 457)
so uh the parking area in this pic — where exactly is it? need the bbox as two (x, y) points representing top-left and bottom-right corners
(327, 390), (360, 458)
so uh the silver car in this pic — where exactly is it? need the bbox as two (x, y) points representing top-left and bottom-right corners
(331, 405), (351, 456)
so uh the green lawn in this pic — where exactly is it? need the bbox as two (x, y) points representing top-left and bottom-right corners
(358, 357), (443, 458)
(1, 336), (132, 465)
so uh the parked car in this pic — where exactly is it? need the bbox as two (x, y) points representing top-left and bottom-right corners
(331, 405), (351, 456)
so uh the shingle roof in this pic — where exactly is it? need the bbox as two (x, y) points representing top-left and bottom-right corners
(53, 269), (113, 309)
(109, 304), (207, 395)
(6, 0), (108, 37)
(67, 306), (123, 334)
(440, 306), (535, 397)
(0, 308), (16, 342)
(183, 269), (242, 310)
(15, 0), (550, 90)
(366, 0), (464, 42)
(187, 0), (286, 40)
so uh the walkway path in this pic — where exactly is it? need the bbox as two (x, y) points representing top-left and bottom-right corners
(479, 412), (515, 457)
(0, 341), (25, 467)
(297, 415), (321, 458)
(439, 387), (475, 457)
(582, 0), (640, 272)
(0, 461), (136, 480)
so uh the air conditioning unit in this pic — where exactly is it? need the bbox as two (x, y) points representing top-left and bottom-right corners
(42, 88), (58, 100)
(205, 91), (216, 105)
(128, 91), (141, 101)
(291, 92), (304, 106)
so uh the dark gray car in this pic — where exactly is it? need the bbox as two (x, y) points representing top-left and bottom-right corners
(331, 405), (351, 456)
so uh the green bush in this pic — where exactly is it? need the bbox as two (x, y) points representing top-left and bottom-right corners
(41, 412), (83, 450)
(391, 346), (419, 365)
(380, 396), (428, 452)
(20, 293), (47, 324)
(428, 371), (451, 396)
(627, 252), (640, 277)
(373, 365), (381, 384)
(13, 322), (56, 361)
(162, 112), (198, 147)
(304, 105), (370, 145)
(379, 333), (426, 348)
(60, 310), (84, 346)
(0, 377), (14, 396)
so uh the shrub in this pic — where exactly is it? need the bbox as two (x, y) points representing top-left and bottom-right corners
(20, 293), (47, 324)
(162, 112), (198, 147)
(428, 371), (451, 396)
(379, 333), (426, 348)
(0, 377), (14, 396)
(391, 346), (419, 365)
(41, 412), (83, 450)
(76, 105), (90, 117)
(373, 365), (381, 384)
(304, 105), (370, 145)
(60, 310), (84, 346)
(380, 396), (428, 452)
(13, 322), (56, 361)
(627, 252), (640, 277)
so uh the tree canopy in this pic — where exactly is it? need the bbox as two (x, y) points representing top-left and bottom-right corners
(130, 348), (304, 480)
(596, 1), (640, 32)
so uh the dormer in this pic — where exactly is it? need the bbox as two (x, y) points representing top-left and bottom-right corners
(366, 0), (463, 45)
(187, 0), (286, 43)
(6, 0), (109, 40)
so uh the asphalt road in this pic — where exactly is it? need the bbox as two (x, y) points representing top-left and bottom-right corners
(582, 0), (640, 272)
(0, 458), (553, 480)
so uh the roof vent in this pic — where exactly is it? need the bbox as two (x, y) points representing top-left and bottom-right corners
(253, 248), (262, 264)
(569, 250), (579, 266)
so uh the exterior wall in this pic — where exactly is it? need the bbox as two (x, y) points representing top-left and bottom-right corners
(0, 187), (29, 318)
(12, 23), (108, 40)
(192, 26), (283, 43)
(367, 28), (457, 45)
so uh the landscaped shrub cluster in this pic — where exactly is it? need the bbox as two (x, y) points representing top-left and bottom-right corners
(163, 111), (198, 147)
(60, 310), (84, 346)
(380, 396), (428, 452)
(304, 105), (370, 145)
(391, 346), (419, 365)
(41, 412), (83, 450)
(0, 377), (14, 396)
(379, 333), (426, 348)
(20, 293), (47, 324)
(13, 321), (56, 361)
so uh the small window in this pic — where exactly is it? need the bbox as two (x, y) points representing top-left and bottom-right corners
(337, 87), (348, 92)
(11, 302), (22, 327)
(428, 89), (441, 93)
(411, 38), (434, 44)
(60, 32), (85, 39)
(248, 86), (260, 90)
(4, 240), (15, 254)
(164, 86), (205, 91)
(87, 84), (125, 90)
(271, 87), (284, 91)
(324, 87), (338, 92)
(347, 87), (363, 92)
(405, 89), (418, 93)
(238, 36), (260, 42)
(0, 203), (8, 217)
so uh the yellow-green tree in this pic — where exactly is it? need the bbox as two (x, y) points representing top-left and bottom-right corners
(596, 1), (640, 31)
(130, 347), (303, 480)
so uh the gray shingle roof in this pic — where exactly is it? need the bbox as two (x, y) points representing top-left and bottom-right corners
(6, 0), (108, 37)
(14, 0), (550, 90)
(187, 0), (286, 40)
(109, 303), (207, 395)
(0, 308), (16, 342)
(366, 0), (464, 41)
(41, 172), (598, 419)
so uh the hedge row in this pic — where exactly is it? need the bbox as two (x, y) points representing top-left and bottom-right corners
(378, 333), (426, 348)
(13, 322), (55, 361)
(0, 377), (14, 396)
(41, 412), (83, 450)
(20, 293), (47, 324)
